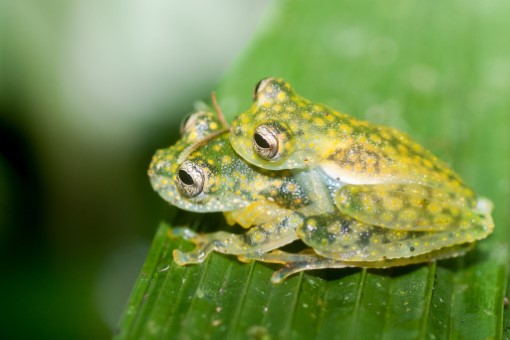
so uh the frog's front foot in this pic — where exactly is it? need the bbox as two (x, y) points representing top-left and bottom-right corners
(173, 244), (215, 265)
(171, 221), (300, 269)
(171, 228), (223, 265)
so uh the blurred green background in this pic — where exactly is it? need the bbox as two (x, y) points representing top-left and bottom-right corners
(2, 0), (510, 338)
(0, 1), (268, 338)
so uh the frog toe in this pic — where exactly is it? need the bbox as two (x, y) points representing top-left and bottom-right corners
(173, 245), (214, 265)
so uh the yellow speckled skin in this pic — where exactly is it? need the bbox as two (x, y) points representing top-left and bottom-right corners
(148, 109), (493, 282)
(230, 78), (494, 234)
(149, 111), (307, 269)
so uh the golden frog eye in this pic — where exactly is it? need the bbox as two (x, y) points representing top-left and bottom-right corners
(176, 161), (205, 197)
(253, 125), (279, 160)
(252, 78), (270, 101)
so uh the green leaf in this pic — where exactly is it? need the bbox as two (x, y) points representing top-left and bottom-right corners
(117, 0), (510, 338)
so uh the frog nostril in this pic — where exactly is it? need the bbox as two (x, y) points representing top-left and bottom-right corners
(178, 169), (195, 185)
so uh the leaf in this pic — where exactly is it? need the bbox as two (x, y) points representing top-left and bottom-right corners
(117, 0), (510, 338)
(116, 223), (507, 339)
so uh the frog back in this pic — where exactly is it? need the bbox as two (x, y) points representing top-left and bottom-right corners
(230, 78), (474, 199)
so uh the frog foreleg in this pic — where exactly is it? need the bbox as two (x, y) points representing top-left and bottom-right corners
(335, 183), (485, 231)
(173, 213), (303, 265)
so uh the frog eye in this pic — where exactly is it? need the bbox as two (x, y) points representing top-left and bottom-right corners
(179, 113), (195, 135)
(252, 78), (270, 101)
(253, 125), (280, 160)
(176, 161), (205, 197)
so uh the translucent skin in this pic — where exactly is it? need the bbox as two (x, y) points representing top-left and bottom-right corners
(148, 110), (494, 282)
(148, 111), (306, 214)
(230, 78), (470, 194)
(230, 78), (494, 234)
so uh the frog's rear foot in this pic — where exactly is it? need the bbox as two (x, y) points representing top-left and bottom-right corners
(240, 250), (350, 283)
(476, 197), (493, 215)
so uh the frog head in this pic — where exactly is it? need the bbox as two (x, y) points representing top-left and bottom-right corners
(149, 111), (300, 212)
(231, 78), (341, 170)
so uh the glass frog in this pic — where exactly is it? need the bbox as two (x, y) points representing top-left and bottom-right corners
(230, 78), (494, 236)
(148, 110), (493, 282)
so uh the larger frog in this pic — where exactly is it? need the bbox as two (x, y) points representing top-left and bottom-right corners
(230, 78), (494, 235)
(148, 110), (493, 282)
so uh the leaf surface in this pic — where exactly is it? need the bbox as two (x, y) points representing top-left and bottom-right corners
(117, 0), (510, 338)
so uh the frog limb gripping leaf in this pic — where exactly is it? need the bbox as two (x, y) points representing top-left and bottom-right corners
(172, 213), (302, 265)
(230, 78), (494, 237)
(241, 242), (475, 283)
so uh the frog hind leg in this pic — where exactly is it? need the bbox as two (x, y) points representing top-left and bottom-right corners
(297, 212), (492, 262)
(335, 183), (487, 231)
(316, 241), (476, 269)
(173, 213), (302, 265)
(239, 250), (351, 283)
(241, 242), (475, 283)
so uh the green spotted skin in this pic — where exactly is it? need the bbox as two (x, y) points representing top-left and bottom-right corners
(149, 111), (308, 213)
(230, 78), (471, 197)
(150, 132), (308, 212)
(335, 183), (475, 231)
(230, 78), (494, 235)
(148, 109), (494, 282)
(297, 211), (490, 263)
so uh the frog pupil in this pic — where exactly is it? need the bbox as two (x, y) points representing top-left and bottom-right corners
(254, 132), (271, 149)
(178, 169), (195, 185)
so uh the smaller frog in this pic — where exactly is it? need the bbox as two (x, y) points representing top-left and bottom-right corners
(148, 110), (309, 272)
(148, 110), (493, 282)
(230, 78), (494, 235)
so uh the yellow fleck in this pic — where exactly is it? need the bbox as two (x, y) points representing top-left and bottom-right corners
(400, 208), (418, 222)
(222, 155), (232, 164)
(397, 144), (408, 154)
(313, 117), (325, 126)
(384, 196), (403, 211)
(327, 223), (340, 234)
(340, 124), (353, 134)
(273, 104), (283, 112)
(427, 202), (441, 214)
(370, 134), (382, 143)
(277, 92), (287, 101)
